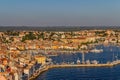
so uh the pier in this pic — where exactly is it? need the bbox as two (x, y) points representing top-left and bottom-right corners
(29, 60), (120, 80)
(50, 60), (120, 68)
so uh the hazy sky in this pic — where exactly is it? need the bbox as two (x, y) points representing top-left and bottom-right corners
(0, 0), (120, 26)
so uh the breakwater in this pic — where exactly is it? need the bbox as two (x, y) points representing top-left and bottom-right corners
(29, 60), (120, 80)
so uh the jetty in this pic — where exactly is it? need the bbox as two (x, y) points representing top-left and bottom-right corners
(29, 51), (120, 80)
(50, 60), (120, 68)
(29, 60), (120, 80)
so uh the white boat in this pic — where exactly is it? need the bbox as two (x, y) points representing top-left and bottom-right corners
(91, 60), (98, 64)
(86, 60), (90, 64)
(90, 48), (103, 53)
(77, 58), (80, 64)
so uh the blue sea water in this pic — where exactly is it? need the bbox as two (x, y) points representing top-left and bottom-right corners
(36, 45), (120, 80)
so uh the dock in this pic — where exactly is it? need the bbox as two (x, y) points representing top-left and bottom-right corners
(50, 64), (113, 68)
(50, 60), (120, 68)
(29, 60), (120, 80)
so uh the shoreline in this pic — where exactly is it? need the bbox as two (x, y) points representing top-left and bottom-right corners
(21, 43), (120, 55)
(29, 60), (120, 80)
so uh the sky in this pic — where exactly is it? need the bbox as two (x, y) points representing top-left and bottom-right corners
(0, 0), (120, 26)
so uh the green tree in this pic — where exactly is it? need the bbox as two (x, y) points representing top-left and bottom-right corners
(21, 32), (36, 42)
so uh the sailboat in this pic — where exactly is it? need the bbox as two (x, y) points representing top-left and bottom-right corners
(86, 60), (90, 64)
(77, 58), (80, 64)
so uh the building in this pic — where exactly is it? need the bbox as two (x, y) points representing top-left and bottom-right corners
(35, 56), (46, 65)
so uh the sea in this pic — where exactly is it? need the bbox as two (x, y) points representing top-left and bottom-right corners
(36, 44), (120, 80)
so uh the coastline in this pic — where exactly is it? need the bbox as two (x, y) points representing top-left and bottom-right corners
(29, 60), (120, 80)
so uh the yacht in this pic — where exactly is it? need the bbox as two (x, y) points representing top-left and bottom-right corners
(90, 48), (103, 53)
(91, 60), (98, 64)
(86, 60), (90, 64)
(77, 58), (80, 64)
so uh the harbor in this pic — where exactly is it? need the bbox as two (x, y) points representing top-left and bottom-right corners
(1, 29), (120, 80)
(31, 45), (120, 80)
(30, 59), (120, 80)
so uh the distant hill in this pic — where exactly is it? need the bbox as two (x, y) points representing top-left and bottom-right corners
(0, 26), (120, 31)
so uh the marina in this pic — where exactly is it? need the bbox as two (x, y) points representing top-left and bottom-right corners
(30, 59), (120, 80)
(30, 47), (120, 79)
(34, 45), (120, 80)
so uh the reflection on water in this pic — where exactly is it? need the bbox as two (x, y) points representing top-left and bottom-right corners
(36, 45), (120, 80)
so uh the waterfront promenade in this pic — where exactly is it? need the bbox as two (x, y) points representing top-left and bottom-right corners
(50, 60), (120, 68)
(29, 60), (120, 80)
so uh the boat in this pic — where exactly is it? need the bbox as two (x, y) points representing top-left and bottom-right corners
(90, 48), (103, 53)
(77, 58), (80, 64)
(86, 60), (90, 64)
(91, 60), (98, 64)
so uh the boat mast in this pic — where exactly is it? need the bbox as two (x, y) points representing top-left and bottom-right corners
(82, 52), (85, 64)
(112, 53), (114, 61)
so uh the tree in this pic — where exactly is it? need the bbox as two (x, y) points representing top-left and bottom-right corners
(21, 32), (36, 42)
